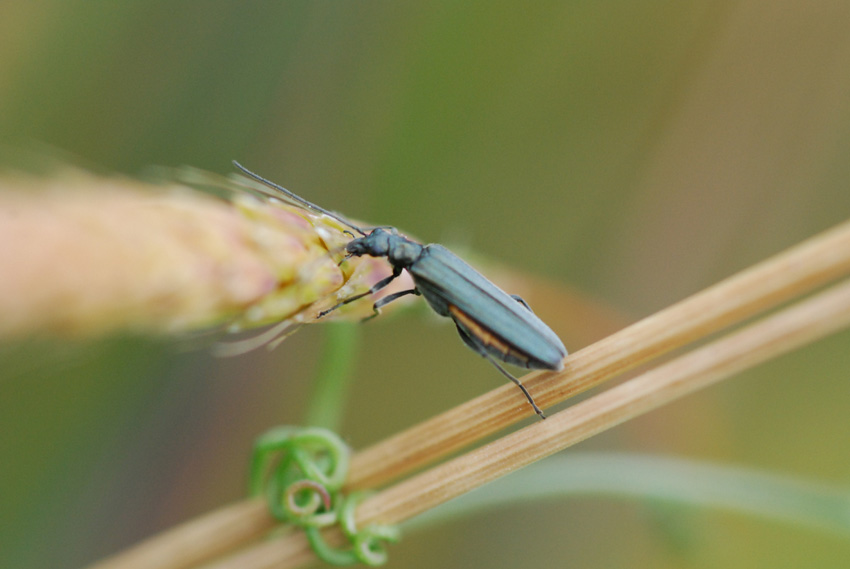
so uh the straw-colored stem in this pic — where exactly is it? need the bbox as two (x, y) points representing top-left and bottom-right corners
(347, 218), (850, 490)
(83, 500), (275, 569)
(357, 279), (850, 525)
(210, 278), (850, 569)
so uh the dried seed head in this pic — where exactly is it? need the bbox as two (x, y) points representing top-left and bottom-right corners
(0, 168), (404, 340)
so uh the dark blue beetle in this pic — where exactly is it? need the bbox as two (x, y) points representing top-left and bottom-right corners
(234, 162), (567, 418)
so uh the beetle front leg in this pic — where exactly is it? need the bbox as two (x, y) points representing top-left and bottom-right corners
(317, 267), (403, 319)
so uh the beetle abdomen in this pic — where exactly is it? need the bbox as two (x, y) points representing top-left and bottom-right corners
(409, 245), (566, 370)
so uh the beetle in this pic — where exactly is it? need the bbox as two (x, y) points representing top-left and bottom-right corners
(233, 161), (567, 418)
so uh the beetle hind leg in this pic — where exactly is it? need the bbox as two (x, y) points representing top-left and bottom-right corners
(454, 325), (546, 419)
(361, 288), (420, 322)
(483, 354), (546, 419)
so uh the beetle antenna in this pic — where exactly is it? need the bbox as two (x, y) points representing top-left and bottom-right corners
(232, 161), (367, 236)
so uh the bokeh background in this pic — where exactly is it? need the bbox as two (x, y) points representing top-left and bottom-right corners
(2, 2), (850, 568)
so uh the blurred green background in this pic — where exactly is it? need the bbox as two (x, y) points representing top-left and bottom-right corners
(2, 2), (850, 568)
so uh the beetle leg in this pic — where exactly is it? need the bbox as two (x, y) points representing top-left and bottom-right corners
(361, 288), (420, 322)
(484, 354), (546, 419)
(317, 267), (403, 318)
(510, 294), (532, 311)
(454, 325), (546, 419)
(336, 253), (354, 266)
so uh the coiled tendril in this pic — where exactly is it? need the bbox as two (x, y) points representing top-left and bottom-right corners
(250, 426), (400, 565)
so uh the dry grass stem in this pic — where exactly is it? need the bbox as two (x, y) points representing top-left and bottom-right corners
(204, 278), (850, 569)
(88, 218), (850, 569)
(347, 218), (850, 490)
(355, 278), (850, 527)
(83, 500), (276, 569)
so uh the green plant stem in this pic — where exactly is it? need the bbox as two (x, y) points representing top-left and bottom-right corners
(305, 322), (360, 431)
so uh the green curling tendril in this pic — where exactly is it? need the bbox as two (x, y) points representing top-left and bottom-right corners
(250, 426), (400, 565)
(305, 492), (401, 566)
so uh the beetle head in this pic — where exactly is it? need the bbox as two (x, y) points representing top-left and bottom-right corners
(346, 227), (422, 268)
(346, 227), (392, 257)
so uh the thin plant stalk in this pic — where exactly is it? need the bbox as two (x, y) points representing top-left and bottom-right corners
(305, 322), (360, 431)
(209, 277), (850, 569)
(347, 218), (850, 490)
